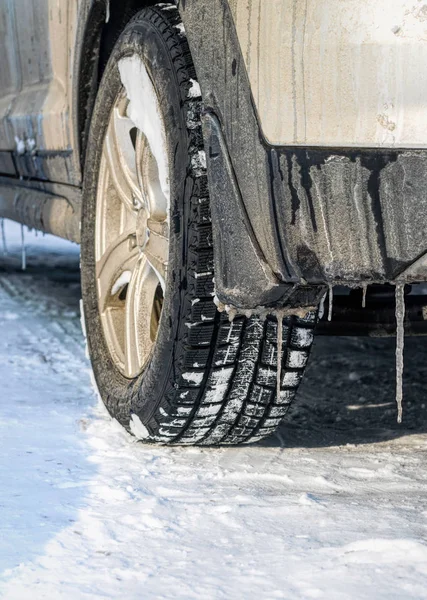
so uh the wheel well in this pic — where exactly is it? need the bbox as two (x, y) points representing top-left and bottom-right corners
(77, 0), (168, 172)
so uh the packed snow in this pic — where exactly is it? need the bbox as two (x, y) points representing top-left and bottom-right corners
(1, 219), (427, 599)
(119, 55), (170, 204)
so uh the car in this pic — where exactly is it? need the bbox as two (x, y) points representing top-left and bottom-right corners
(1, 0), (426, 445)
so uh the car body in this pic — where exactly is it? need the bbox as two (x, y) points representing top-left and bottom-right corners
(1, 0), (427, 324)
(1, 1), (427, 444)
(0, 0), (427, 322)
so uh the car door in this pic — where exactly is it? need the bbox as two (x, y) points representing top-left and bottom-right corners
(0, 0), (80, 184)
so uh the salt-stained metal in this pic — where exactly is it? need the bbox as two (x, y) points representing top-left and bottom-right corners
(229, 0), (427, 148)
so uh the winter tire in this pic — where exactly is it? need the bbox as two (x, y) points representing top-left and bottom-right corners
(80, 4), (317, 446)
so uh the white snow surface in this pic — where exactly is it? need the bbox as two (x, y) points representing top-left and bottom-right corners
(111, 270), (132, 296)
(1, 220), (427, 599)
(129, 414), (150, 441)
(182, 371), (204, 385)
(118, 56), (170, 204)
(14, 137), (25, 155)
(188, 78), (202, 98)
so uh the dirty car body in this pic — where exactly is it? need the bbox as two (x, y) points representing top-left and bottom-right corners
(1, 0), (427, 330)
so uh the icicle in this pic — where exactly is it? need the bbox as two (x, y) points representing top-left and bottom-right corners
(1, 219), (7, 256)
(105, 0), (110, 22)
(318, 292), (327, 320)
(328, 284), (334, 322)
(362, 284), (367, 308)
(395, 283), (405, 423)
(20, 224), (26, 271)
(276, 313), (283, 402)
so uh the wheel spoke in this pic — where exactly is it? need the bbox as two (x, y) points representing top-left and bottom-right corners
(144, 220), (169, 289)
(135, 131), (168, 222)
(104, 98), (143, 211)
(124, 255), (161, 378)
(96, 230), (139, 311)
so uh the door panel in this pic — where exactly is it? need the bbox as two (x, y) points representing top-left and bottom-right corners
(0, 0), (22, 150)
(0, 0), (80, 183)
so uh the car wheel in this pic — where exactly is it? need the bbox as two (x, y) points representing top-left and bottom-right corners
(80, 4), (317, 445)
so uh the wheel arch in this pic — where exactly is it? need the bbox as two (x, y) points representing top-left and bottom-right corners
(74, 0), (167, 174)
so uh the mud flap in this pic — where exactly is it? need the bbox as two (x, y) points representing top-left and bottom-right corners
(202, 111), (287, 309)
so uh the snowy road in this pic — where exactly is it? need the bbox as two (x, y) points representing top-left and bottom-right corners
(1, 221), (427, 600)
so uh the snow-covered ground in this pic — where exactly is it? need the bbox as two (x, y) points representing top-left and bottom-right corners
(1, 219), (427, 600)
